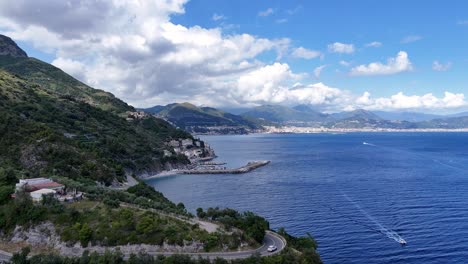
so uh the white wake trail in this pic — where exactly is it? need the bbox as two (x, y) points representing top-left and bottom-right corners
(342, 192), (405, 244)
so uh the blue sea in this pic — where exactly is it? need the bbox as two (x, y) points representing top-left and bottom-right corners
(147, 133), (468, 263)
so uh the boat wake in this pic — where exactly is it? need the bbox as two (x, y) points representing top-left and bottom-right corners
(362, 141), (376, 147)
(341, 192), (406, 245)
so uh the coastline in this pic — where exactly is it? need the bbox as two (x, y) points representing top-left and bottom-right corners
(261, 126), (468, 134)
(192, 127), (468, 136)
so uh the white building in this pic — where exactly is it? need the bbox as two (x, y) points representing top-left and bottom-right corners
(30, 189), (56, 202)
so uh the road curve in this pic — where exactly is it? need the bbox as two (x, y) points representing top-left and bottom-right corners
(142, 230), (287, 260)
(0, 231), (286, 261)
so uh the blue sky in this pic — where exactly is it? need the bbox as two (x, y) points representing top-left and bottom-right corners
(173, 0), (468, 97)
(1, 0), (467, 113)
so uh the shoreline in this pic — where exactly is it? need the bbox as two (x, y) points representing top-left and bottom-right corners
(196, 127), (468, 136)
(192, 128), (468, 136)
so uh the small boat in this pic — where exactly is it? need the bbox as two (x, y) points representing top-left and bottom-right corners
(398, 238), (407, 245)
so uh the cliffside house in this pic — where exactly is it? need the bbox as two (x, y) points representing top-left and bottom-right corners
(14, 177), (69, 202)
(15, 178), (65, 193)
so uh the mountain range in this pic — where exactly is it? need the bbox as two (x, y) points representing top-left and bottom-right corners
(143, 102), (262, 134)
(143, 103), (468, 133)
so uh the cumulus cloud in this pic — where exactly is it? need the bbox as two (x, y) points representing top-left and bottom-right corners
(401, 35), (422, 43)
(365, 41), (382, 48)
(432, 60), (452, 71)
(0, 0), (465, 112)
(0, 0), (293, 107)
(313, 65), (326, 79)
(355, 91), (466, 110)
(328, 42), (355, 54)
(349, 51), (413, 76)
(258, 8), (274, 17)
(291, 47), (322, 59)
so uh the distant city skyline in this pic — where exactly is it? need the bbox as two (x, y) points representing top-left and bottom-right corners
(1, 0), (467, 113)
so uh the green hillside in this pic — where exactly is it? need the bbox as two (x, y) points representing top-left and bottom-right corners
(0, 69), (190, 184)
(144, 102), (261, 134)
(0, 56), (131, 114)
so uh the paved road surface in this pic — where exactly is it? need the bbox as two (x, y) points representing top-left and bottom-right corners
(142, 231), (286, 260)
(0, 231), (286, 261)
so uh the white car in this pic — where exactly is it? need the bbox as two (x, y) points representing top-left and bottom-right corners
(267, 245), (277, 252)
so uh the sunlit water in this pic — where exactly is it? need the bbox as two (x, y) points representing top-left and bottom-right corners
(147, 133), (468, 263)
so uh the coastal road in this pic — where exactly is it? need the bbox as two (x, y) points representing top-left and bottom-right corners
(0, 231), (286, 262)
(142, 231), (287, 260)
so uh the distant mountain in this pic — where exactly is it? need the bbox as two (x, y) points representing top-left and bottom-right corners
(417, 116), (468, 129)
(242, 104), (328, 125)
(331, 109), (382, 121)
(143, 103), (261, 134)
(373, 111), (442, 122)
(447, 111), (468, 118)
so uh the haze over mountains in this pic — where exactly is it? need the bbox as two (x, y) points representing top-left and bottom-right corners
(144, 103), (468, 133)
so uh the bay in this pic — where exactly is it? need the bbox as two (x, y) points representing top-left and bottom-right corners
(147, 133), (468, 263)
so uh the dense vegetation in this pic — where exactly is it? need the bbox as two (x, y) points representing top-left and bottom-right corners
(0, 180), (249, 251)
(0, 69), (190, 185)
(7, 246), (322, 264)
(196, 207), (269, 244)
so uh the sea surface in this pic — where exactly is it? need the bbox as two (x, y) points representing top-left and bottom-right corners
(146, 133), (468, 263)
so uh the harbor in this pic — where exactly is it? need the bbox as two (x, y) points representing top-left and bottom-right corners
(181, 160), (270, 174)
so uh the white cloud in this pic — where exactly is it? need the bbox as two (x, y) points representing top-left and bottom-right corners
(327, 42), (355, 54)
(275, 18), (288, 24)
(258, 8), (274, 17)
(1, 0), (465, 112)
(355, 91), (466, 110)
(365, 41), (382, 48)
(0, 0), (293, 107)
(51, 57), (86, 80)
(339, 60), (351, 67)
(212, 13), (226, 21)
(291, 47), (322, 59)
(349, 51), (413, 76)
(432, 60), (452, 71)
(313, 65), (326, 79)
(401, 35), (422, 43)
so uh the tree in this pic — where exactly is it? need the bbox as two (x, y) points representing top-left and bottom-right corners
(196, 208), (206, 218)
(0, 167), (17, 185)
(0, 185), (13, 204)
(79, 223), (93, 247)
(11, 246), (30, 264)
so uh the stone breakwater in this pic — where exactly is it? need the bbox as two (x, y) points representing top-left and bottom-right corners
(181, 160), (270, 174)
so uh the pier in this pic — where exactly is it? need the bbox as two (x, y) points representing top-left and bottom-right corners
(181, 160), (270, 174)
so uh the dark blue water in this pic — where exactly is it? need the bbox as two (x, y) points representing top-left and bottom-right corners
(147, 133), (468, 263)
